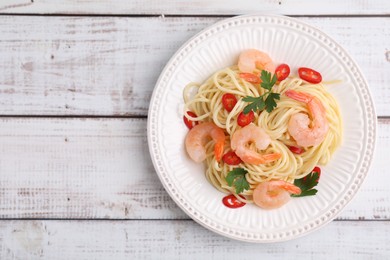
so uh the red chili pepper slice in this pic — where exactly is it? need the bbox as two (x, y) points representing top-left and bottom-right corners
(237, 111), (255, 127)
(222, 93), (238, 112)
(313, 166), (321, 181)
(222, 151), (242, 165)
(303, 166), (321, 182)
(288, 146), (304, 154)
(222, 194), (246, 208)
(183, 111), (198, 129)
(275, 63), (290, 81)
(298, 67), (322, 84)
(312, 166), (321, 174)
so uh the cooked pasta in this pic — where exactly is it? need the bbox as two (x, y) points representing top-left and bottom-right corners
(183, 58), (342, 206)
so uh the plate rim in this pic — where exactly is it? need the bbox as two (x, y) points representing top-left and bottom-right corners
(147, 14), (377, 243)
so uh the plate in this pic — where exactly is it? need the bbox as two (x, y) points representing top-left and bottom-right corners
(147, 14), (376, 242)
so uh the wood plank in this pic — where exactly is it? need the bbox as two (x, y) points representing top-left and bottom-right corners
(0, 16), (388, 116)
(0, 0), (389, 15)
(1, 220), (389, 259)
(0, 117), (388, 220)
(0, 16), (215, 116)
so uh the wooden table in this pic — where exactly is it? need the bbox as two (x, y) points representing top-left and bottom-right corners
(0, 1), (389, 259)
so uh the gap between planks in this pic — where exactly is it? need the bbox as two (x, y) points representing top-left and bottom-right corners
(0, 13), (389, 18)
(0, 218), (387, 222)
(0, 16), (388, 116)
(0, 220), (389, 259)
(0, 0), (389, 15)
(0, 117), (387, 220)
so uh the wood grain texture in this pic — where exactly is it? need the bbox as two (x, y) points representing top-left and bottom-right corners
(0, 16), (388, 116)
(0, 118), (182, 219)
(0, 0), (389, 15)
(0, 220), (389, 259)
(0, 118), (387, 220)
(0, 1), (386, 257)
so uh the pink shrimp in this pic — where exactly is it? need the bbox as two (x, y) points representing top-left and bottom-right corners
(237, 49), (276, 74)
(185, 122), (225, 163)
(253, 180), (301, 209)
(285, 89), (329, 147)
(230, 124), (281, 165)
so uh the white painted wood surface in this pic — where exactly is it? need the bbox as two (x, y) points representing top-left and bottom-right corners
(0, 118), (388, 220)
(0, 0), (389, 15)
(0, 0), (388, 258)
(0, 16), (388, 116)
(0, 220), (389, 259)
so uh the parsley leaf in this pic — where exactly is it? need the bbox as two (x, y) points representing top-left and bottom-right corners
(260, 70), (278, 90)
(242, 96), (265, 114)
(242, 70), (280, 114)
(264, 92), (280, 113)
(297, 189), (318, 197)
(291, 171), (320, 197)
(226, 168), (250, 194)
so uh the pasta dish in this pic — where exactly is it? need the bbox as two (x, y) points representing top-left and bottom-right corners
(183, 49), (342, 209)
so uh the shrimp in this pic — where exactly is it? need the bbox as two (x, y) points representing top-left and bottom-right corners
(285, 89), (329, 147)
(237, 49), (276, 74)
(253, 180), (301, 209)
(230, 124), (281, 164)
(185, 122), (225, 163)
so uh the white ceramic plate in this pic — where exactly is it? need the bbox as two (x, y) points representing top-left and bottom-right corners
(147, 14), (376, 242)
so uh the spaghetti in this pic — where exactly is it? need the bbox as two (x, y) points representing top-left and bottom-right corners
(183, 56), (342, 206)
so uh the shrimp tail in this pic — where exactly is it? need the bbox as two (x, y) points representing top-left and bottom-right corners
(285, 89), (312, 103)
(249, 152), (281, 165)
(282, 183), (301, 195)
(262, 153), (282, 161)
(214, 142), (224, 162)
(271, 180), (301, 195)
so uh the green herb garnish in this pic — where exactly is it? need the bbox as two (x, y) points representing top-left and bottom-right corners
(225, 168), (250, 194)
(291, 170), (320, 197)
(243, 70), (280, 114)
